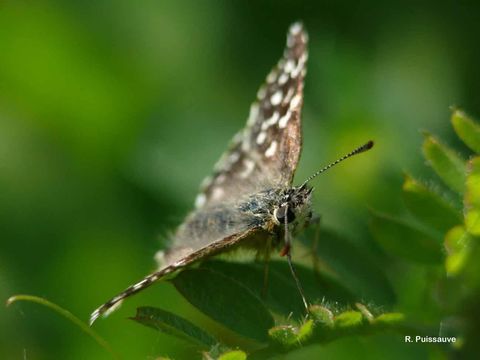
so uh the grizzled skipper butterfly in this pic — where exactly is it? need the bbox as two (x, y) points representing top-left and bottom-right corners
(90, 22), (373, 325)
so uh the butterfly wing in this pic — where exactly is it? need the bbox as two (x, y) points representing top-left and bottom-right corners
(90, 23), (309, 325)
(89, 227), (263, 325)
(195, 22), (308, 209)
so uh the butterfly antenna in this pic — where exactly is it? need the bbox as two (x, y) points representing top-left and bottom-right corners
(300, 140), (374, 188)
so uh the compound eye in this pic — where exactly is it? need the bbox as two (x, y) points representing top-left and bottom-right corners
(275, 206), (296, 224)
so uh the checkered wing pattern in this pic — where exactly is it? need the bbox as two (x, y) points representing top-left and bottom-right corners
(195, 22), (308, 209)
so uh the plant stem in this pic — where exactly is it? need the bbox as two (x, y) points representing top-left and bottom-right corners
(6, 294), (120, 360)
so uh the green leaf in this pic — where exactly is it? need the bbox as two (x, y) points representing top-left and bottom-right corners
(451, 109), (480, 154)
(300, 228), (396, 305)
(268, 320), (314, 346)
(296, 319), (314, 341)
(465, 157), (480, 235)
(201, 260), (355, 318)
(268, 325), (298, 346)
(402, 175), (462, 233)
(131, 306), (218, 348)
(309, 305), (334, 328)
(201, 260), (307, 316)
(370, 212), (443, 264)
(444, 226), (471, 275)
(374, 312), (405, 325)
(334, 311), (363, 328)
(422, 133), (466, 193)
(171, 266), (274, 342)
(217, 350), (247, 360)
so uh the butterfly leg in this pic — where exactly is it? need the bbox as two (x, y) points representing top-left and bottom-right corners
(281, 205), (309, 313)
(261, 236), (273, 299)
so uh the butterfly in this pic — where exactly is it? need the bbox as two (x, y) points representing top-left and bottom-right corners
(90, 22), (373, 325)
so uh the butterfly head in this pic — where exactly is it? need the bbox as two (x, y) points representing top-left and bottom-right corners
(273, 186), (314, 232)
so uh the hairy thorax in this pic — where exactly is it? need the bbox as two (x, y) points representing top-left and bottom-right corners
(163, 186), (314, 265)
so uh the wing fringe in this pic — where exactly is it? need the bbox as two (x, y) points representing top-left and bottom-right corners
(89, 231), (256, 325)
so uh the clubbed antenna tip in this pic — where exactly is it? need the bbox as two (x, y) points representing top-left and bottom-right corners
(300, 140), (374, 188)
(364, 140), (374, 151)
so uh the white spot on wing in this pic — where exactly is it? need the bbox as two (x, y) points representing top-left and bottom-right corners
(104, 299), (124, 318)
(290, 22), (302, 35)
(257, 86), (267, 100)
(154, 250), (166, 267)
(132, 282), (144, 291)
(300, 52), (308, 65)
(278, 73), (289, 85)
(247, 103), (259, 126)
(279, 111), (291, 128)
(270, 90), (283, 106)
(267, 69), (277, 83)
(200, 176), (212, 189)
(283, 87), (294, 104)
(290, 94), (301, 110)
(265, 141), (277, 158)
(195, 193), (206, 208)
(256, 131), (267, 145)
(291, 61), (303, 78)
(262, 111), (279, 130)
(284, 60), (294, 73)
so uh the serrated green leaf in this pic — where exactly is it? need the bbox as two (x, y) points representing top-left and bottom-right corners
(217, 350), (247, 360)
(171, 267), (274, 342)
(370, 212), (443, 264)
(422, 134), (466, 193)
(402, 175), (462, 233)
(131, 306), (218, 348)
(444, 226), (471, 275)
(465, 157), (480, 235)
(451, 109), (480, 154)
(334, 311), (363, 328)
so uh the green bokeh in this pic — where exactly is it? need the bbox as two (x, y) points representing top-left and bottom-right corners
(1, 1), (479, 358)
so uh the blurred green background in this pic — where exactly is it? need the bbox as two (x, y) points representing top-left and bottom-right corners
(1, 1), (479, 359)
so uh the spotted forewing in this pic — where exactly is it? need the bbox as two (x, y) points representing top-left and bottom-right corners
(195, 22), (308, 209)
